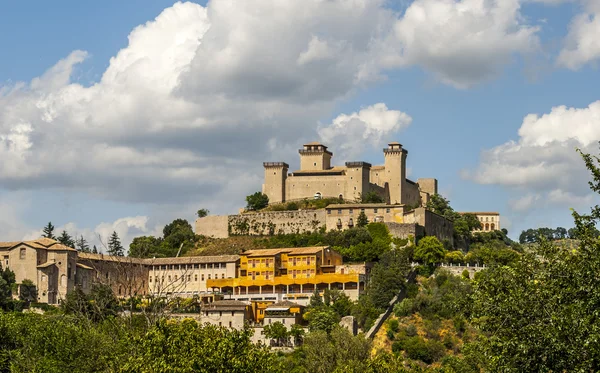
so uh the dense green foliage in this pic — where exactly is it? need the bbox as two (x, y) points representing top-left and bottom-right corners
(57, 230), (76, 248)
(0, 313), (277, 373)
(129, 218), (196, 258)
(519, 225), (599, 243)
(0, 265), (17, 311)
(361, 191), (385, 203)
(414, 236), (445, 266)
(246, 192), (270, 211)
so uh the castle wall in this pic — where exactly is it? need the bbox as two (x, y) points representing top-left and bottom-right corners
(385, 222), (423, 240)
(196, 215), (229, 238)
(285, 175), (348, 201)
(402, 181), (421, 207)
(228, 210), (326, 236)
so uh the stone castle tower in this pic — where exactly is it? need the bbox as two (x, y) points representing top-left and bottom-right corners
(262, 142), (437, 206)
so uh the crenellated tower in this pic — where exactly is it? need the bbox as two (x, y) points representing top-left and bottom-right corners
(299, 142), (332, 171)
(383, 142), (407, 205)
(262, 162), (289, 204)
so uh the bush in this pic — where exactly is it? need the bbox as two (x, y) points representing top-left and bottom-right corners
(462, 269), (470, 279)
(394, 299), (414, 317)
(402, 336), (446, 364)
(405, 324), (417, 337)
(388, 319), (400, 333)
(386, 329), (395, 341)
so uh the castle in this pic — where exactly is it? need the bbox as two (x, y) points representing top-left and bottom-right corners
(262, 142), (438, 206)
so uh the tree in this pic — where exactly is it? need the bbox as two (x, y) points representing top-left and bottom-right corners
(414, 236), (446, 266)
(197, 208), (210, 218)
(246, 192), (269, 211)
(0, 264), (16, 310)
(18, 279), (37, 306)
(75, 235), (90, 253)
(469, 145), (600, 372)
(454, 213), (482, 237)
(425, 194), (459, 221)
(107, 231), (125, 256)
(162, 219), (195, 256)
(129, 236), (162, 258)
(92, 245), (99, 254)
(290, 324), (305, 345)
(42, 222), (55, 239)
(57, 230), (75, 248)
(360, 191), (384, 203)
(305, 307), (340, 334)
(263, 321), (289, 347)
(308, 289), (324, 308)
(357, 211), (369, 227)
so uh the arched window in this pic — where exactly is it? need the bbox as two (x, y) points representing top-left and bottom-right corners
(338, 194), (343, 200)
(314, 192), (322, 200)
(19, 248), (26, 260)
(491, 223), (495, 230)
(485, 223), (489, 231)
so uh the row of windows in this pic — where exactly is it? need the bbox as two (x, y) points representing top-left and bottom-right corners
(289, 256), (315, 266)
(328, 208), (390, 215)
(249, 271), (274, 279)
(149, 273), (227, 283)
(291, 269), (316, 278)
(479, 216), (497, 222)
(151, 263), (227, 271)
(248, 258), (274, 268)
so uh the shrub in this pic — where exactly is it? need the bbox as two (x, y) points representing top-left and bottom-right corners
(388, 319), (400, 333)
(394, 299), (414, 317)
(402, 336), (446, 364)
(386, 329), (395, 341)
(405, 324), (417, 337)
(461, 269), (470, 279)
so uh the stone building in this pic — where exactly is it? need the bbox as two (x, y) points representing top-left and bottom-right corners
(201, 300), (252, 329)
(0, 238), (88, 304)
(262, 142), (438, 206)
(459, 212), (501, 232)
(264, 300), (304, 328)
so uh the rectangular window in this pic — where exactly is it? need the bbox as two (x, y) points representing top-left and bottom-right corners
(201, 264), (206, 269)
(19, 248), (26, 260)
(361, 208), (365, 213)
(349, 209), (353, 214)
(221, 263), (226, 268)
(195, 275), (198, 281)
(208, 274), (211, 279)
(201, 274), (205, 281)
(327, 210), (331, 214)
(337, 209), (342, 214)
(149, 277), (152, 283)
(194, 264), (199, 269)
(374, 208), (378, 213)
(187, 275), (191, 281)
(386, 208), (390, 213)
(222, 274), (225, 279)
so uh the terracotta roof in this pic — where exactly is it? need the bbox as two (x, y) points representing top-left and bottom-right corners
(78, 253), (146, 264)
(0, 238), (76, 252)
(203, 300), (248, 311)
(0, 241), (20, 249)
(243, 247), (329, 257)
(37, 261), (56, 268)
(76, 263), (94, 270)
(286, 247), (328, 255)
(148, 255), (239, 265)
(266, 300), (304, 309)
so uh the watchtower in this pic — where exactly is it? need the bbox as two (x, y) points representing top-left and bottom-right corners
(383, 142), (407, 204)
(262, 162), (289, 204)
(299, 142), (332, 171)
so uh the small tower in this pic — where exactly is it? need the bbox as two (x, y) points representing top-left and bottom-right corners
(262, 162), (289, 204)
(383, 142), (407, 204)
(299, 142), (332, 171)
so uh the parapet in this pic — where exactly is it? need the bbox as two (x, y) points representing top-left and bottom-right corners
(383, 142), (408, 154)
(345, 161), (372, 168)
(263, 162), (289, 168)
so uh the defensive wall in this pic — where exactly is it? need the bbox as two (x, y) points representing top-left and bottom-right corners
(196, 207), (453, 247)
(196, 210), (326, 238)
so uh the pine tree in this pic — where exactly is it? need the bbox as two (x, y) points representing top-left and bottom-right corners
(107, 231), (124, 256)
(92, 245), (99, 254)
(57, 230), (75, 248)
(42, 222), (55, 239)
(76, 235), (90, 253)
(357, 211), (369, 227)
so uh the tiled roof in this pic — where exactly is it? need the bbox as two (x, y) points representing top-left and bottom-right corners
(76, 263), (94, 270)
(0, 238), (76, 252)
(266, 300), (303, 309)
(286, 247), (328, 255)
(149, 255), (239, 265)
(37, 261), (56, 268)
(203, 300), (248, 311)
(243, 247), (329, 257)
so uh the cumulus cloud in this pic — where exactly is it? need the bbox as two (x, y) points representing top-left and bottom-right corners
(467, 100), (600, 211)
(0, 0), (545, 218)
(557, 1), (600, 69)
(509, 193), (541, 212)
(318, 103), (412, 160)
(383, 0), (540, 88)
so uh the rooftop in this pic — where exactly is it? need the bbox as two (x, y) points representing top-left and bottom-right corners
(203, 300), (248, 311)
(243, 246), (329, 257)
(0, 238), (77, 252)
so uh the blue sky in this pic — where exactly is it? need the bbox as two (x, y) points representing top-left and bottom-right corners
(1, 0), (599, 248)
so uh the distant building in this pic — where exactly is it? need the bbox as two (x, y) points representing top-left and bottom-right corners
(459, 212), (501, 232)
(201, 300), (252, 329)
(262, 142), (438, 206)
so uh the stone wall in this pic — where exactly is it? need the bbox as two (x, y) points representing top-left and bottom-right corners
(228, 210), (326, 236)
(385, 222), (422, 240)
(195, 215), (229, 238)
(196, 210), (327, 238)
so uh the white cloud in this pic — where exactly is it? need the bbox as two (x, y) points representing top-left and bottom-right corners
(382, 0), (540, 88)
(0, 0), (545, 217)
(509, 193), (541, 211)
(467, 100), (600, 212)
(557, 2), (600, 69)
(318, 103), (412, 160)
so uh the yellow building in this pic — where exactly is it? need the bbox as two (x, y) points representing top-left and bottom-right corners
(207, 246), (366, 306)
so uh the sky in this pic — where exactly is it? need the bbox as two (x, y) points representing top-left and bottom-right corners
(1, 0), (599, 250)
